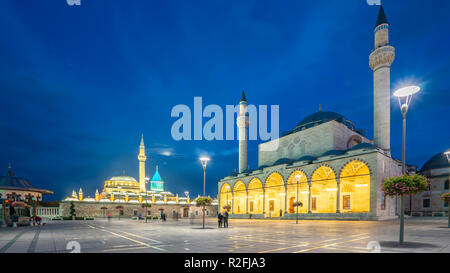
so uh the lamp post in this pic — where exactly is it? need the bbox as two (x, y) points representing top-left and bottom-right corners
(394, 85), (421, 244)
(444, 151), (450, 228)
(200, 157), (210, 229)
(295, 174), (301, 224)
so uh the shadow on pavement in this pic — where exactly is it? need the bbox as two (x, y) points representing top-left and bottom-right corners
(379, 241), (440, 249)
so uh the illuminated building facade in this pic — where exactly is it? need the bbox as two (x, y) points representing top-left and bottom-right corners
(218, 6), (404, 220)
(61, 136), (218, 218)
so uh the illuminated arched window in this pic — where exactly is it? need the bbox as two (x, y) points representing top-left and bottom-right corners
(286, 171), (308, 214)
(248, 179), (263, 214)
(311, 166), (337, 213)
(340, 161), (371, 213)
(264, 173), (285, 217)
(233, 181), (246, 214)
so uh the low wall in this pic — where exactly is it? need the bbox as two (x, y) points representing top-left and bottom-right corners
(59, 201), (218, 218)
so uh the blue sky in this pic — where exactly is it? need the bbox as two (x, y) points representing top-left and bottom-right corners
(1, 0), (449, 201)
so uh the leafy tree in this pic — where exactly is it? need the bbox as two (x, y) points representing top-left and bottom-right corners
(69, 201), (76, 219)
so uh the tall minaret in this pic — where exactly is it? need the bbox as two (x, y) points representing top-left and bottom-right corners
(237, 89), (249, 173)
(138, 134), (147, 192)
(369, 5), (395, 154)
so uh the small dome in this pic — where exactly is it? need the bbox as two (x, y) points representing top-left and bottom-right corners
(421, 152), (450, 172)
(109, 175), (137, 182)
(285, 111), (355, 136)
(321, 150), (345, 157)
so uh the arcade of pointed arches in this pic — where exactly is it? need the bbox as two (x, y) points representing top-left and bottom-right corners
(219, 160), (371, 217)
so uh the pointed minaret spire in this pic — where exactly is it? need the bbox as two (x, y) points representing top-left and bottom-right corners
(140, 134), (145, 147)
(240, 89), (247, 103)
(6, 162), (14, 177)
(375, 5), (388, 28)
(138, 133), (147, 192)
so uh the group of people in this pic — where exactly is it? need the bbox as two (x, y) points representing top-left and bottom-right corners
(217, 210), (229, 228)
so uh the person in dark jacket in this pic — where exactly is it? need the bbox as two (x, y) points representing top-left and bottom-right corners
(218, 212), (223, 228)
(223, 210), (229, 228)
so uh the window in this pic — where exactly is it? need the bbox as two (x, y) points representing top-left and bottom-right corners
(249, 201), (254, 212)
(195, 210), (198, 215)
(311, 197), (317, 211)
(269, 200), (275, 212)
(343, 195), (351, 210)
(133, 210), (138, 216)
(445, 180), (449, 190)
(444, 202), (448, 208)
(422, 198), (431, 209)
(206, 210), (209, 215)
(381, 192), (386, 210)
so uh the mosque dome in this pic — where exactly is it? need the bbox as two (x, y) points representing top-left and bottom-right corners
(285, 111), (356, 136)
(109, 175), (138, 182)
(420, 152), (450, 172)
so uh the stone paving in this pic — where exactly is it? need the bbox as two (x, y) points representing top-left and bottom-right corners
(0, 217), (449, 253)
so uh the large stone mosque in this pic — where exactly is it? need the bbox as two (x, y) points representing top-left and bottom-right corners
(218, 6), (434, 220)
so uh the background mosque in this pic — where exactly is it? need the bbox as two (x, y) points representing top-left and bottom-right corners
(218, 5), (449, 220)
(64, 135), (183, 204)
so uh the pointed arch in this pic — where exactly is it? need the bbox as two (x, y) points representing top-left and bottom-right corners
(286, 170), (308, 214)
(311, 166), (337, 213)
(248, 178), (263, 214)
(264, 172), (285, 217)
(233, 181), (246, 214)
(339, 160), (371, 213)
(219, 183), (232, 213)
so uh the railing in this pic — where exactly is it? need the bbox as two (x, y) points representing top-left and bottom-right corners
(32, 207), (60, 219)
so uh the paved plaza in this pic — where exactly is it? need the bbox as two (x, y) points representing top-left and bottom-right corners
(0, 218), (449, 253)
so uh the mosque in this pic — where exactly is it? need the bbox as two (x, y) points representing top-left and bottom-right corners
(61, 136), (218, 218)
(218, 6), (424, 220)
(64, 135), (178, 204)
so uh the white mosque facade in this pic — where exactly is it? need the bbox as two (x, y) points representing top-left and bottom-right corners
(218, 6), (405, 220)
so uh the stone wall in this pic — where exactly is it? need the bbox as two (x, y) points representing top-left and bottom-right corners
(59, 201), (218, 218)
(258, 121), (370, 167)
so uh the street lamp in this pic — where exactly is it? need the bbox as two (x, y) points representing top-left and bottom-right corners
(200, 157), (210, 229)
(394, 85), (421, 244)
(295, 174), (301, 224)
(444, 150), (450, 228)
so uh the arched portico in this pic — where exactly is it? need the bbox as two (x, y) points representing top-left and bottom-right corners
(264, 173), (285, 217)
(287, 171), (308, 214)
(247, 178), (263, 214)
(311, 166), (337, 213)
(233, 181), (246, 214)
(339, 160), (371, 213)
(219, 183), (232, 213)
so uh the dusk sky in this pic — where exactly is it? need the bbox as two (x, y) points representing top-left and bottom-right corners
(1, 0), (449, 201)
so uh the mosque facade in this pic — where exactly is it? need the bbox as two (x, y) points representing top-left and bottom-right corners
(218, 6), (406, 221)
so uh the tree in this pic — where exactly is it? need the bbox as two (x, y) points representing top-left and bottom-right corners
(69, 201), (76, 220)
(383, 174), (429, 243)
(141, 203), (152, 223)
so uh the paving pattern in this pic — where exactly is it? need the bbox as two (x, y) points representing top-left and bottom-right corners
(0, 217), (449, 253)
